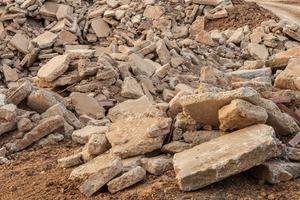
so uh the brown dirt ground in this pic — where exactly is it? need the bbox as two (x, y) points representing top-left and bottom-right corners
(0, 141), (299, 200)
(206, 0), (279, 31)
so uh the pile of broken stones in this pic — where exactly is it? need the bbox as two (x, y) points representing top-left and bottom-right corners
(1, 0), (300, 197)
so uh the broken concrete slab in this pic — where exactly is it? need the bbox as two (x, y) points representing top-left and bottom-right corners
(141, 155), (173, 175)
(86, 134), (110, 156)
(37, 54), (70, 82)
(12, 115), (65, 152)
(79, 157), (122, 197)
(106, 117), (170, 158)
(32, 31), (58, 48)
(58, 153), (83, 168)
(72, 125), (108, 144)
(91, 18), (111, 38)
(6, 81), (32, 105)
(183, 130), (226, 145)
(130, 54), (158, 77)
(248, 43), (269, 60)
(267, 46), (300, 68)
(121, 77), (144, 99)
(70, 92), (105, 119)
(218, 99), (268, 131)
(252, 161), (300, 184)
(108, 95), (165, 122)
(27, 89), (60, 113)
(173, 124), (281, 191)
(9, 33), (30, 54)
(107, 166), (146, 194)
(274, 57), (300, 91)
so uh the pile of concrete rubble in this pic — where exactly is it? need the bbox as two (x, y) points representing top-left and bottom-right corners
(1, 0), (300, 196)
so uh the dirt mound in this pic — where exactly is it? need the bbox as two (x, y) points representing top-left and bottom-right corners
(207, 0), (279, 31)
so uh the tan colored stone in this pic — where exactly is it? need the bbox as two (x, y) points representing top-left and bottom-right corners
(56, 4), (73, 20)
(267, 46), (300, 68)
(183, 130), (226, 145)
(107, 166), (146, 194)
(162, 141), (192, 154)
(173, 124), (281, 191)
(70, 153), (121, 180)
(156, 39), (171, 64)
(274, 57), (300, 91)
(121, 77), (144, 99)
(108, 95), (165, 122)
(32, 31), (58, 48)
(79, 157), (122, 197)
(248, 43), (269, 60)
(6, 81), (32, 105)
(218, 99), (268, 131)
(91, 18), (111, 38)
(3, 65), (18, 82)
(9, 33), (29, 54)
(27, 89), (60, 113)
(37, 54), (70, 82)
(72, 125), (108, 144)
(193, 0), (222, 6)
(70, 92), (105, 119)
(106, 117), (170, 158)
(143, 5), (165, 19)
(58, 153), (83, 168)
(141, 155), (173, 175)
(40, 2), (59, 18)
(86, 134), (110, 156)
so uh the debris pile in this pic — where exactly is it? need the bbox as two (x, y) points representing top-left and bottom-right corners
(0, 0), (300, 197)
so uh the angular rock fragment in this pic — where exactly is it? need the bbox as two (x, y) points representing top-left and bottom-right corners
(121, 77), (144, 99)
(107, 166), (146, 194)
(183, 130), (226, 145)
(70, 153), (121, 180)
(37, 54), (70, 82)
(40, 1), (59, 18)
(12, 115), (64, 152)
(141, 155), (173, 175)
(79, 158), (122, 197)
(72, 125), (108, 144)
(27, 89), (60, 113)
(70, 92), (105, 119)
(106, 117), (170, 158)
(180, 87), (258, 127)
(86, 134), (110, 156)
(108, 95), (165, 122)
(248, 43), (269, 60)
(162, 141), (192, 154)
(0, 104), (17, 135)
(252, 161), (300, 184)
(91, 18), (111, 38)
(17, 118), (33, 132)
(130, 54), (157, 77)
(156, 39), (171, 64)
(267, 46), (300, 68)
(193, 0), (222, 6)
(6, 81), (32, 105)
(218, 99), (268, 131)
(32, 31), (58, 48)
(58, 154), (83, 168)
(173, 124), (281, 191)
(143, 5), (164, 19)
(226, 68), (272, 79)
(9, 33), (30, 54)
(274, 57), (300, 91)
(3, 65), (18, 82)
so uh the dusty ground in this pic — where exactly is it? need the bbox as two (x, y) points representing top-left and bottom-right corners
(246, 0), (300, 24)
(0, 141), (299, 200)
(206, 0), (279, 31)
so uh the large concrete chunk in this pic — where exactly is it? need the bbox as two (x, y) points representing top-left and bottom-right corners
(108, 95), (165, 122)
(121, 77), (144, 99)
(70, 92), (105, 119)
(70, 153), (121, 180)
(173, 124), (281, 191)
(79, 157), (122, 197)
(91, 18), (111, 38)
(180, 87), (258, 127)
(37, 54), (70, 82)
(218, 99), (268, 131)
(12, 115), (64, 152)
(27, 89), (60, 113)
(72, 125), (108, 144)
(274, 57), (300, 91)
(107, 166), (146, 193)
(106, 117), (171, 158)
(130, 54), (158, 77)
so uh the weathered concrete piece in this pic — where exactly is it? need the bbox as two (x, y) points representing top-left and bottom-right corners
(72, 125), (108, 144)
(6, 81), (32, 105)
(141, 155), (173, 175)
(248, 43), (269, 60)
(79, 158), (122, 197)
(181, 87), (300, 134)
(274, 57), (300, 91)
(226, 68), (272, 79)
(70, 92), (105, 119)
(121, 77), (144, 99)
(58, 154), (83, 168)
(91, 18), (111, 38)
(32, 31), (58, 48)
(86, 134), (110, 156)
(180, 87), (258, 127)
(106, 117), (170, 158)
(218, 99), (268, 131)
(70, 153), (121, 180)
(267, 46), (300, 68)
(107, 166), (146, 193)
(9, 33), (30, 54)
(130, 54), (157, 77)
(108, 95), (165, 122)
(13, 115), (64, 152)
(173, 124), (281, 191)
(193, 0), (222, 6)
(27, 89), (60, 113)
(37, 54), (70, 82)
(183, 130), (226, 145)
(252, 161), (300, 184)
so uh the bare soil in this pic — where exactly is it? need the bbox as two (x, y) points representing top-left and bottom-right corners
(0, 141), (299, 200)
